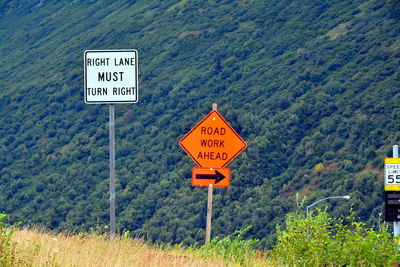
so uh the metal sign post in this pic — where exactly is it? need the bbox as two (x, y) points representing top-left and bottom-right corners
(393, 145), (400, 237)
(109, 104), (116, 236)
(206, 184), (213, 243)
(205, 104), (217, 243)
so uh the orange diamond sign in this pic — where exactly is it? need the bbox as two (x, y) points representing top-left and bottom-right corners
(179, 110), (247, 168)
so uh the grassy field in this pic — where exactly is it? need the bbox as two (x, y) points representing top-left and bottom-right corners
(11, 228), (269, 266)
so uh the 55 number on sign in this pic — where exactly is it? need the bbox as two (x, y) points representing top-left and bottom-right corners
(387, 175), (400, 184)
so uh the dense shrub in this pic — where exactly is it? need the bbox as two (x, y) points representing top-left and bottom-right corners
(197, 226), (259, 265)
(272, 210), (399, 266)
(0, 214), (18, 266)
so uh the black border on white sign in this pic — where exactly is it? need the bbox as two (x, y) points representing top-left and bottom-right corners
(84, 49), (138, 104)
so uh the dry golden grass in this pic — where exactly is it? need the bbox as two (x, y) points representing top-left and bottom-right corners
(12, 228), (248, 267)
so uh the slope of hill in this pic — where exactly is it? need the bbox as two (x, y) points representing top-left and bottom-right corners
(0, 0), (399, 248)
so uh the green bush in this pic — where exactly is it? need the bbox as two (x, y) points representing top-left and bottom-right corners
(272, 210), (399, 266)
(0, 214), (18, 266)
(198, 226), (259, 265)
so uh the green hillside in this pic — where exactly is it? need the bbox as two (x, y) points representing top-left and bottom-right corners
(0, 0), (399, 248)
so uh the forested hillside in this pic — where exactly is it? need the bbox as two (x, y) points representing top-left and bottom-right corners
(0, 0), (399, 248)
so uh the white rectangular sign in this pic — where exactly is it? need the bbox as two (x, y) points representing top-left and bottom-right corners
(84, 50), (138, 104)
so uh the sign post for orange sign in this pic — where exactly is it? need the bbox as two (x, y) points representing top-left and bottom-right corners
(179, 110), (247, 169)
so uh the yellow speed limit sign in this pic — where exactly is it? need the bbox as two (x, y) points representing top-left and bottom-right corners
(385, 158), (400, 191)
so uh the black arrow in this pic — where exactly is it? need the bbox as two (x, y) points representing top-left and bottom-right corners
(196, 170), (225, 184)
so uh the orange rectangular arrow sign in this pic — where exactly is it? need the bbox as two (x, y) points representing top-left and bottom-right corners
(192, 167), (230, 187)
